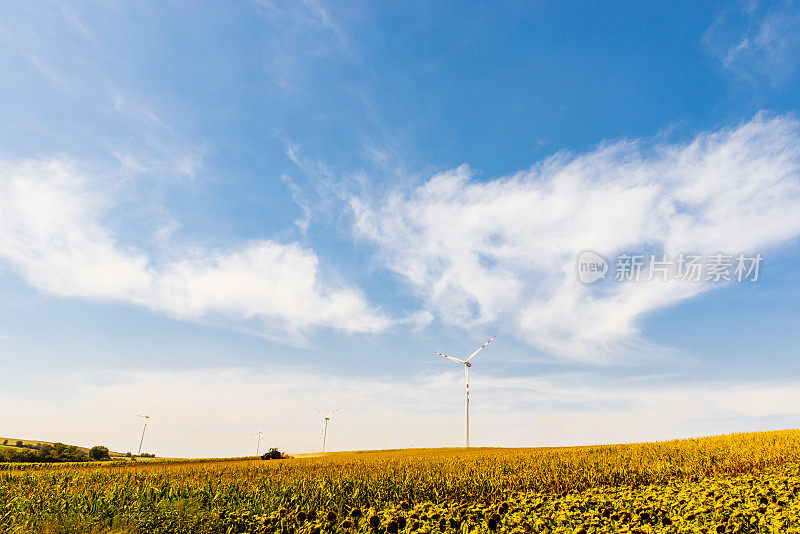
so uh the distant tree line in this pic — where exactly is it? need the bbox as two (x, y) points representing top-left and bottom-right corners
(0, 441), (115, 463)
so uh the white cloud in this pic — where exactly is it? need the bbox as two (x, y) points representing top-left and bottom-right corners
(2, 365), (799, 457)
(353, 114), (800, 362)
(0, 158), (387, 338)
(153, 241), (388, 336)
(0, 159), (153, 300)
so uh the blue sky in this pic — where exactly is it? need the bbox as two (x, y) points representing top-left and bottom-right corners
(2, 0), (800, 457)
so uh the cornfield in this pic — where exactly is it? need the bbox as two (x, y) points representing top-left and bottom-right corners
(2, 430), (800, 533)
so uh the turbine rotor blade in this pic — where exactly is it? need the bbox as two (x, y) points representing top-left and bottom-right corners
(465, 336), (496, 362)
(435, 352), (466, 364)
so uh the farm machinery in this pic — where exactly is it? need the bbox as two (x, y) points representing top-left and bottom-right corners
(261, 448), (284, 460)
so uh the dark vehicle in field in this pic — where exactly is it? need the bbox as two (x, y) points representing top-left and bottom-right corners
(261, 448), (284, 460)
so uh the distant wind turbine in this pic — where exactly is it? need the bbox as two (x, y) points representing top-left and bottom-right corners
(436, 336), (495, 448)
(136, 406), (156, 455)
(316, 408), (338, 453)
(251, 423), (264, 456)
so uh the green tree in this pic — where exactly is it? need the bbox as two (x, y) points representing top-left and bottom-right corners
(89, 446), (110, 460)
(15, 440), (22, 448)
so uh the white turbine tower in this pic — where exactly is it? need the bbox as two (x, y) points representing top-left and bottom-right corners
(436, 336), (495, 448)
(251, 423), (264, 456)
(316, 409), (338, 453)
(136, 406), (156, 455)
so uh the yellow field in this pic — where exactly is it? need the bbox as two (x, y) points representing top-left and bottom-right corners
(2, 430), (800, 533)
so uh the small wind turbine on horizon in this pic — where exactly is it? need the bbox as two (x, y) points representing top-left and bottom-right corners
(436, 336), (495, 448)
(136, 406), (156, 455)
(251, 423), (264, 456)
(316, 408), (338, 453)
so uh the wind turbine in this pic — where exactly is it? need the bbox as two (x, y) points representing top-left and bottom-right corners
(316, 409), (338, 453)
(251, 423), (264, 456)
(136, 406), (156, 455)
(436, 336), (495, 448)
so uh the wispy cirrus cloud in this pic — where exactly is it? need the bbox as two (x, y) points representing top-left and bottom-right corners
(352, 113), (800, 362)
(0, 158), (388, 341)
(251, 0), (360, 93)
(705, 0), (800, 86)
